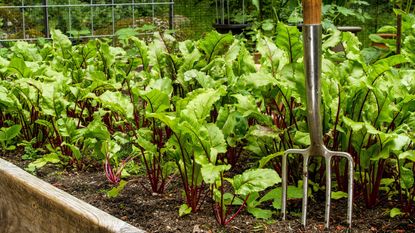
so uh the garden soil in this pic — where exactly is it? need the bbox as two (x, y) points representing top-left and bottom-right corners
(2, 152), (414, 233)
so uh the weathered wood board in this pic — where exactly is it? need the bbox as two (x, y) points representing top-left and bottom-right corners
(0, 158), (145, 233)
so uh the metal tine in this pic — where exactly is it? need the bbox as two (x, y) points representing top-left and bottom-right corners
(324, 154), (332, 229)
(327, 150), (354, 228)
(301, 154), (310, 226)
(282, 149), (308, 220)
(283, 149), (353, 229)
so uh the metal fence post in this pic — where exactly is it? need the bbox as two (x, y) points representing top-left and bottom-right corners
(43, 0), (49, 38)
(169, 0), (174, 30)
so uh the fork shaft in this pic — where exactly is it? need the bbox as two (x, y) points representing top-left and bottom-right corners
(303, 24), (324, 152)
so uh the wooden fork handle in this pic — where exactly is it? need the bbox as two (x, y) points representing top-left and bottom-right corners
(303, 0), (322, 25)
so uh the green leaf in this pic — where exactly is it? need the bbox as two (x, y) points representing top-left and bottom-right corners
(342, 116), (364, 132)
(251, 0), (260, 11)
(26, 153), (61, 173)
(106, 180), (128, 198)
(368, 55), (407, 82)
(259, 186), (303, 209)
(275, 23), (303, 62)
(323, 29), (341, 50)
(261, 20), (274, 31)
(258, 152), (283, 168)
(147, 112), (178, 132)
(336, 6), (355, 16)
(0, 125), (22, 142)
(115, 28), (138, 40)
(206, 124), (227, 162)
(293, 131), (310, 146)
(131, 37), (150, 71)
(399, 151), (415, 162)
(243, 71), (278, 88)
(400, 166), (414, 189)
(257, 37), (289, 73)
(82, 118), (110, 141)
(51, 29), (72, 51)
(142, 89), (170, 113)
(201, 163), (231, 184)
(198, 31), (233, 63)
(57, 118), (78, 139)
(179, 204), (192, 217)
(233, 169), (280, 195)
(97, 91), (134, 119)
(10, 41), (42, 62)
(9, 56), (31, 78)
(182, 88), (224, 121)
(62, 142), (82, 161)
(331, 191), (348, 200)
(247, 207), (273, 219)
(390, 208), (402, 218)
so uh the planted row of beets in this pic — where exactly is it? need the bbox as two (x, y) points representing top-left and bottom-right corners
(0, 20), (414, 224)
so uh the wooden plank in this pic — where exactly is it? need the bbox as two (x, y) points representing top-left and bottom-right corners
(0, 158), (145, 233)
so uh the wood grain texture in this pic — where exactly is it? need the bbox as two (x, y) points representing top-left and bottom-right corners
(0, 158), (145, 233)
(302, 0), (322, 24)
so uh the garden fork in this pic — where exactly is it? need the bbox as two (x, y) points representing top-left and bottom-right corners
(281, 0), (354, 229)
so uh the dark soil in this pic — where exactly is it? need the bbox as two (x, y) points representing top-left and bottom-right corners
(1, 151), (414, 233)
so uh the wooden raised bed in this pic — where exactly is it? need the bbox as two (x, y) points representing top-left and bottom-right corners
(0, 158), (144, 233)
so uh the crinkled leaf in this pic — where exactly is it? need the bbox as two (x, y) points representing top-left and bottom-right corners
(275, 23), (303, 62)
(233, 169), (280, 195)
(142, 89), (170, 113)
(257, 37), (289, 73)
(182, 88), (224, 120)
(201, 163), (231, 184)
(293, 131), (310, 146)
(198, 31), (233, 63)
(97, 91), (134, 119)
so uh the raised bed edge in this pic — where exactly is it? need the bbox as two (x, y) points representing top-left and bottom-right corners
(0, 158), (145, 233)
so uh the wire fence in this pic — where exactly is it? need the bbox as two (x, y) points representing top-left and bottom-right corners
(0, 0), (397, 44)
(0, 0), (174, 42)
(173, 0), (215, 40)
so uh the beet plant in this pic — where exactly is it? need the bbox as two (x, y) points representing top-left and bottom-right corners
(320, 30), (415, 208)
(202, 165), (280, 225)
(149, 87), (227, 213)
(0, 20), (414, 225)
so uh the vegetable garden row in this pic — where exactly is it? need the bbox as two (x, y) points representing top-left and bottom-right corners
(0, 15), (414, 226)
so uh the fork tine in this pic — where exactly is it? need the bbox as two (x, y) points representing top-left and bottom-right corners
(282, 149), (307, 220)
(324, 155), (332, 229)
(301, 154), (310, 226)
(347, 155), (354, 228)
(282, 152), (288, 220)
(330, 151), (354, 228)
